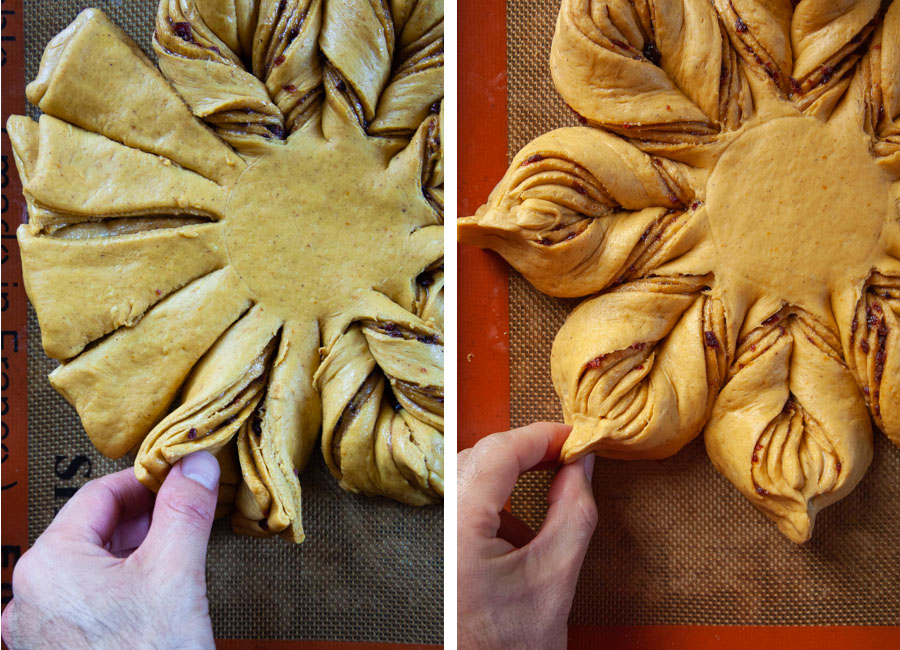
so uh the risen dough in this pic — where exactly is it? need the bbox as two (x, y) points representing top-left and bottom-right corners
(460, 0), (899, 543)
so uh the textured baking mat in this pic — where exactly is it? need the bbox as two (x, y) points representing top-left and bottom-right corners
(23, 1), (441, 643)
(505, 0), (900, 626)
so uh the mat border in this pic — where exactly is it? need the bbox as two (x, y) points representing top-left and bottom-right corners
(456, 0), (900, 643)
(569, 625), (900, 649)
(2, 0), (29, 614)
(216, 642), (438, 649)
(458, 0), (511, 448)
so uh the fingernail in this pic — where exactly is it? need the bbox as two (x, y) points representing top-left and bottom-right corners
(181, 451), (219, 491)
(584, 454), (595, 481)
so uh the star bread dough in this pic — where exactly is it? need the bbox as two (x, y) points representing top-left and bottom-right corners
(11, 0), (444, 543)
(459, 0), (899, 543)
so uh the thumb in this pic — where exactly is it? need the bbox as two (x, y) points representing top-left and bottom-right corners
(138, 451), (219, 570)
(530, 454), (597, 583)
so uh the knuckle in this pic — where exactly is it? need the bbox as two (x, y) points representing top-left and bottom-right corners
(0, 601), (18, 644)
(456, 449), (473, 479)
(13, 544), (39, 572)
(79, 476), (111, 497)
(69, 476), (116, 510)
(471, 432), (508, 462)
(574, 493), (599, 534)
(10, 547), (49, 597)
(457, 501), (496, 534)
(160, 493), (213, 530)
(457, 450), (483, 491)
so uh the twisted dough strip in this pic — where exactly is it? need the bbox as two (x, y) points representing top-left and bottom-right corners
(231, 320), (321, 542)
(253, 0), (325, 134)
(705, 307), (873, 543)
(320, 0), (394, 129)
(855, 0), (900, 175)
(135, 304), (280, 490)
(789, 0), (880, 113)
(715, 0), (795, 96)
(369, 0), (444, 139)
(154, 0), (285, 152)
(390, 106), (443, 218)
(232, 408), (310, 542)
(153, 0), (441, 148)
(420, 105), (443, 218)
(156, 0), (246, 66)
(317, 306), (443, 505)
(846, 273), (900, 447)
(458, 127), (701, 297)
(186, 0), (258, 59)
(412, 259), (444, 331)
(553, 275), (727, 461)
(214, 443), (242, 520)
(716, 0), (878, 116)
(550, 0), (751, 152)
(361, 319), (444, 432)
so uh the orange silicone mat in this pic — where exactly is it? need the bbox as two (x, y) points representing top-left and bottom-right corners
(457, 0), (900, 644)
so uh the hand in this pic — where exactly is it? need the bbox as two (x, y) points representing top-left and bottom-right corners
(457, 422), (597, 650)
(1, 451), (221, 650)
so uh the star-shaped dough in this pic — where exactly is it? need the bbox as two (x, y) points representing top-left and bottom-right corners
(460, 0), (899, 543)
(10, 0), (444, 543)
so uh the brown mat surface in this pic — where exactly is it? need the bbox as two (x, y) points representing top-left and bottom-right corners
(505, 0), (900, 626)
(23, 1), (441, 643)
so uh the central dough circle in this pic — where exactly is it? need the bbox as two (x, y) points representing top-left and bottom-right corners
(706, 116), (888, 305)
(224, 134), (429, 320)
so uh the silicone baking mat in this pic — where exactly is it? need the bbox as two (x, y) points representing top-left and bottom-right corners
(1, 1), (441, 646)
(458, 0), (900, 645)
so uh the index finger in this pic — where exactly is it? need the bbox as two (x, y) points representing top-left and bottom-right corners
(44, 468), (154, 548)
(459, 422), (571, 517)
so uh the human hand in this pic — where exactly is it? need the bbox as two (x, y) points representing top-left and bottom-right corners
(457, 422), (597, 650)
(1, 451), (221, 650)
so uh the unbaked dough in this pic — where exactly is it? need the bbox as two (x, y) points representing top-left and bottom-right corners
(459, 0), (899, 543)
(10, 0), (444, 543)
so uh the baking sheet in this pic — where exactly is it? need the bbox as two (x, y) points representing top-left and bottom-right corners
(19, 0), (442, 643)
(500, 0), (900, 627)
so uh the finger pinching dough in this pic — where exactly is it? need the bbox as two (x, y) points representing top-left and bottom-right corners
(10, 0), (444, 543)
(460, 0), (899, 543)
